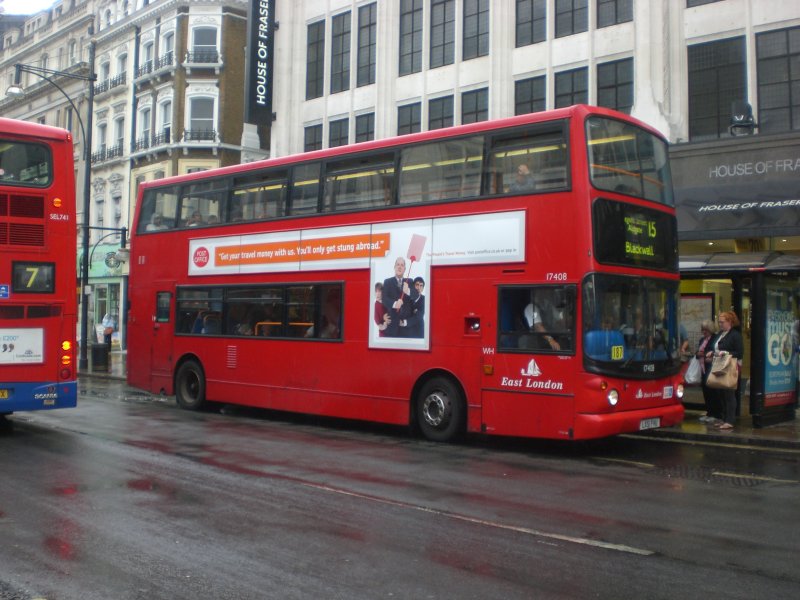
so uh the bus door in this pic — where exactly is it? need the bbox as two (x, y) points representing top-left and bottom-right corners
(150, 288), (174, 391)
(483, 285), (577, 436)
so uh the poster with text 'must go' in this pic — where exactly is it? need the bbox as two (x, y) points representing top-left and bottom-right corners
(186, 210), (526, 276)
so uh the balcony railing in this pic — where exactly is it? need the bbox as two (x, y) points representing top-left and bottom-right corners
(151, 130), (171, 146)
(184, 129), (217, 142)
(134, 136), (150, 151)
(90, 148), (106, 164)
(135, 60), (153, 79)
(109, 73), (126, 89)
(106, 143), (123, 160)
(155, 51), (174, 71)
(185, 50), (220, 64)
(93, 73), (126, 96)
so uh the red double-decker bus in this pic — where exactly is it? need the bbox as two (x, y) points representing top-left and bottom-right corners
(127, 105), (684, 441)
(0, 118), (77, 416)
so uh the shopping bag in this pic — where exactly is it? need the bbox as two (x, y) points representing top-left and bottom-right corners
(706, 353), (738, 389)
(684, 356), (702, 385)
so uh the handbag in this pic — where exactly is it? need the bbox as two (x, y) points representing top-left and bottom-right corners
(706, 353), (738, 389)
(684, 356), (702, 385)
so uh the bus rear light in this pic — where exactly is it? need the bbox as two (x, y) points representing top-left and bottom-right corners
(607, 389), (619, 406)
(53, 197), (63, 208)
(61, 355), (72, 366)
(60, 367), (72, 379)
(62, 340), (72, 351)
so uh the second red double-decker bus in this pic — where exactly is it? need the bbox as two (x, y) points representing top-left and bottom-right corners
(127, 105), (684, 441)
(0, 118), (77, 417)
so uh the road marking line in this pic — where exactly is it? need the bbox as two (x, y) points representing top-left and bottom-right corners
(622, 434), (800, 454)
(711, 471), (798, 484)
(594, 457), (655, 468)
(306, 482), (654, 556)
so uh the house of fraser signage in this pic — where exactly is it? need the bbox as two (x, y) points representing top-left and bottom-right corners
(672, 138), (800, 239)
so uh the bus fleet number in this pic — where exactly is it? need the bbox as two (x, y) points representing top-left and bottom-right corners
(546, 272), (567, 281)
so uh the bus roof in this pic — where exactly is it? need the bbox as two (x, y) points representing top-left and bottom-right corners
(0, 117), (72, 143)
(140, 104), (665, 192)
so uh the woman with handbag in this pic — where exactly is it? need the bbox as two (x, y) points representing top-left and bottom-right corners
(705, 311), (744, 430)
(695, 320), (720, 423)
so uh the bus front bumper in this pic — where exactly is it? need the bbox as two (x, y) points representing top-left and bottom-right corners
(572, 403), (685, 440)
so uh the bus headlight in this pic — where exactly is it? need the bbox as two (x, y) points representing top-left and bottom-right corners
(607, 389), (619, 406)
(676, 383), (684, 399)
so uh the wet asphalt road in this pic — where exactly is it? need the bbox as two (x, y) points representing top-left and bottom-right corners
(0, 378), (799, 599)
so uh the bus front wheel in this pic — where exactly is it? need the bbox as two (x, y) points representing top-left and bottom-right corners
(416, 376), (464, 442)
(175, 360), (206, 411)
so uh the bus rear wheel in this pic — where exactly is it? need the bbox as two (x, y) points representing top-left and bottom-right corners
(416, 376), (464, 442)
(175, 360), (206, 411)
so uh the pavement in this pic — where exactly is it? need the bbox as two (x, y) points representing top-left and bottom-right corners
(81, 350), (800, 450)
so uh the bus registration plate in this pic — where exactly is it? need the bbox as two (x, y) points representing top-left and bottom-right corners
(639, 418), (660, 431)
(0, 389), (8, 399)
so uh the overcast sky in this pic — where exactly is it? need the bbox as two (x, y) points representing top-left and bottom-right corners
(2, 0), (56, 15)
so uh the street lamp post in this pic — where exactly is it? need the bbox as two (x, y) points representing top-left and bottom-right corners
(8, 40), (97, 370)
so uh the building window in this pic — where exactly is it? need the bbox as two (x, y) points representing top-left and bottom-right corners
(757, 26), (800, 133)
(329, 118), (349, 147)
(687, 0), (722, 6)
(163, 31), (175, 54)
(191, 27), (218, 63)
(431, 0), (455, 69)
(515, 75), (546, 114)
(114, 117), (125, 148)
(429, 95), (454, 130)
(398, 103), (421, 135)
(555, 67), (588, 107)
(597, 58), (633, 114)
(516, 0), (546, 48)
(355, 113), (375, 142)
(117, 53), (128, 76)
(462, 88), (488, 123)
(139, 107), (151, 144)
(688, 37), (746, 140)
(331, 12), (351, 94)
(400, 0), (423, 76)
(555, 0), (588, 38)
(158, 100), (172, 144)
(306, 21), (325, 100)
(69, 40), (77, 65)
(189, 97), (215, 139)
(357, 3), (377, 87)
(597, 0), (632, 28)
(304, 124), (323, 151)
(463, 0), (489, 60)
(97, 123), (107, 153)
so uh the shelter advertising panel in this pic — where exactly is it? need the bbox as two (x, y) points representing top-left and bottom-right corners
(763, 281), (798, 408)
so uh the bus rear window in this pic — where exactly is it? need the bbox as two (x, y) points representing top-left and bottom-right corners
(0, 139), (51, 187)
(586, 117), (673, 206)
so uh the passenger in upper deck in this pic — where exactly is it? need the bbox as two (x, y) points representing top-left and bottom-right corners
(146, 214), (168, 231)
(509, 163), (535, 193)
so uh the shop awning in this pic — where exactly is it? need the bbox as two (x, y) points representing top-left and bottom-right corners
(680, 252), (800, 273)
